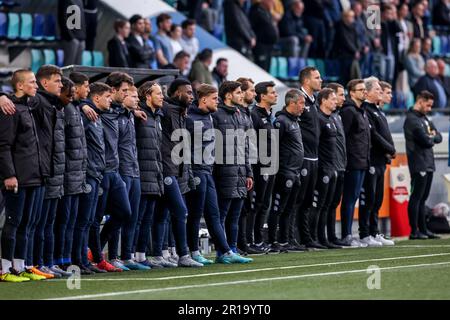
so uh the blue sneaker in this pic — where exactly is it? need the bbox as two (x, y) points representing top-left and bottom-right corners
(123, 260), (151, 271)
(192, 254), (214, 265)
(111, 259), (130, 271)
(219, 252), (253, 264)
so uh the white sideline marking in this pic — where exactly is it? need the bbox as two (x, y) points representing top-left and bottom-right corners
(50, 252), (450, 282)
(395, 245), (450, 248)
(48, 261), (450, 300)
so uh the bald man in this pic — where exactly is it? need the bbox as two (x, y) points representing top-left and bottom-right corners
(413, 59), (448, 109)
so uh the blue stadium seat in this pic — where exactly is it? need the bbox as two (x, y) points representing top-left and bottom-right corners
(56, 49), (64, 67)
(432, 36), (441, 56)
(297, 58), (306, 71)
(277, 57), (288, 79)
(43, 14), (56, 41)
(20, 13), (33, 40)
(43, 49), (56, 65)
(269, 57), (278, 77)
(288, 57), (299, 79)
(0, 12), (7, 39)
(32, 14), (45, 41)
(441, 35), (449, 55)
(7, 12), (20, 40)
(306, 58), (316, 68)
(81, 51), (93, 66)
(92, 51), (104, 67)
(315, 59), (325, 76)
(31, 49), (44, 73)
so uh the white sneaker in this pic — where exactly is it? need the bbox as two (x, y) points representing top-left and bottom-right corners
(178, 255), (203, 268)
(153, 256), (178, 268)
(360, 236), (383, 247)
(374, 234), (395, 246)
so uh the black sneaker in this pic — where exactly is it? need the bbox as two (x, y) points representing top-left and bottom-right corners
(331, 238), (348, 247)
(305, 241), (328, 250)
(425, 232), (441, 239)
(267, 242), (281, 253)
(246, 244), (266, 255)
(321, 241), (343, 249)
(287, 240), (308, 252)
(409, 232), (428, 240)
(277, 242), (289, 253)
(78, 264), (95, 275)
(86, 263), (107, 273)
(236, 247), (248, 256)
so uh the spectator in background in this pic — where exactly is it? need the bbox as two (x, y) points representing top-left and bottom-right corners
(271, 0), (284, 24)
(437, 58), (450, 102)
(108, 19), (131, 68)
(126, 15), (154, 69)
(433, 0), (450, 26)
(169, 24), (184, 57)
(189, 49), (214, 85)
(410, 0), (429, 39)
(353, 1), (372, 77)
(421, 37), (433, 61)
(413, 59), (448, 109)
(155, 13), (173, 67)
(84, 0), (98, 51)
(250, 0), (279, 71)
(143, 18), (160, 69)
(380, 4), (401, 84)
(405, 38), (426, 88)
(200, 0), (219, 34)
(223, 0), (256, 59)
(180, 19), (200, 68)
(332, 10), (361, 85)
(398, 2), (413, 59)
(303, 0), (326, 58)
(212, 58), (228, 88)
(58, 0), (86, 65)
(162, 51), (191, 78)
(324, 0), (344, 58)
(278, 0), (313, 58)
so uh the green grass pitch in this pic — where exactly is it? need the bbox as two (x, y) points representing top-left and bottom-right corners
(1, 237), (450, 300)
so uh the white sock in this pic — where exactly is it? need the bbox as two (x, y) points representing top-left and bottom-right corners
(131, 253), (135, 260)
(135, 252), (146, 262)
(13, 259), (25, 272)
(162, 250), (170, 260)
(1, 259), (12, 274)
(191, 250), (200, 257)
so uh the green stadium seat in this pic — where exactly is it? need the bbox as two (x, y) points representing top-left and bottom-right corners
(277, 57), (288, 79)
(269, 57), (278, 77)
(19, 13), (32, 40)
(31, 49), (44, 73)
(7, 12), (20, 39)
(315, 59), (325, 76)
(43, 49), (56, 65)
(306, 58), (316, 68)
(406, 90), (415, 108)
(432, 36), (441, 56)
(92, 51), (104, 67)
(81, 51), (93, 66)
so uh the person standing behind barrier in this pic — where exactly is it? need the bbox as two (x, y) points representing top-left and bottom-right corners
(325, 83), (348, 247)
(267, 89), (305, 252)
(359, 78), (396, 247)
(213, 81), (254, 254)
(404, 90), (442, 240)
(340, 79), (371, 247)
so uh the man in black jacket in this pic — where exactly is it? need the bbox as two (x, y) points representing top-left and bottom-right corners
(292, 67), (324, 250)
(309, 88), (342, 250)
(108, 19), (131, 68)
(340, 79), (371, 247)
(152, 78), (204, 268)
(134, 81), (165, 268)
(223, 0), (256, 59)
(0, 70), (43, 282)
(248, 81), (278, 253)
(404, 90), (442, 240)
(126, 15), (154, 69)
(359, 78), (396, 247)
(213, 81), (254, 254)
(267, 89), (305, 252)
(250, 0), (279, 71)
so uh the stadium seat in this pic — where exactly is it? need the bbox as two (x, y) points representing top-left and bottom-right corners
(269, 57), (278, 77)
(0, 12), (7, 39)
(288, 57), (299, 79)
(297, 58), (306, 71)
(43, 49), (56, 65)
(43, 14), (56, 41)
(92, 51), (104, 67)
(306, 58), (316, 68)
(315, 59), (325, 76)
(81, 50), (93, 66)
(406, 90), (415, 108)
(31, 49), (44, 73)
(432, 36), (441, 56)
(325, 59), (340, 81)
(277, 57), (288, 79)
(56, 49), (64, 67)
(20, 13), (33, 41)
(7, 12), (20, 40)
(32, 13), (45, 41)
(441, 35), (449, 55)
